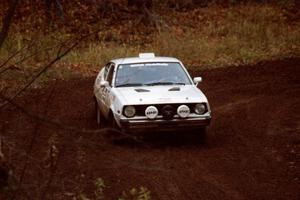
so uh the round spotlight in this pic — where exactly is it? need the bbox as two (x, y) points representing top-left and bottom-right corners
(177, 105), (190, 118)
(145, 106), (158, 119)
(124, 106), (136, 118)
(194, 103), (206, 115)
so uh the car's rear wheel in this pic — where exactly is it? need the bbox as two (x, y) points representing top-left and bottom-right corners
(95, 97), (105, 128)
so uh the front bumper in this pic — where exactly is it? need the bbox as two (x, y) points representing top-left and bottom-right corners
(119, 115), (211, 132)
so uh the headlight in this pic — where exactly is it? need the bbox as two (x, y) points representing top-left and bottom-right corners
(194, 103), (206, 115)
(123, 106), (136, 118)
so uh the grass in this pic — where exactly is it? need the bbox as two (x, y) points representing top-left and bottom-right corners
(1, 3), (299, 82)
(62, 4), (300, 71)
(153, 4), (299, 68)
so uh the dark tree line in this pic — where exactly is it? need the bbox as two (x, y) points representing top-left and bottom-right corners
(0, 0), (19, 48)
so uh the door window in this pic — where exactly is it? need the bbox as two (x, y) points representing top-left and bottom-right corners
(106, 64), (115, 86)
(103, 63), (110, 80)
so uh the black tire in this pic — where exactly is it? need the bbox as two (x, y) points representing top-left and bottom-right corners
(94, 96), (98, 118)
(104, 112), (121, 138)
(108, 111), (119, 130)
(193, 127), (207, 143)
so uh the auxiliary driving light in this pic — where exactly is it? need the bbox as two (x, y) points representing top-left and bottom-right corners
(177, 105), (190, 118)
(145, 106), (158, 119)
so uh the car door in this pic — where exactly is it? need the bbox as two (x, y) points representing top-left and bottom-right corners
(95, 63), (109, 112)
(102, 63), (115, 117)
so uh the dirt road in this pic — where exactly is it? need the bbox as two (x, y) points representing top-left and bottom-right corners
(1, 59), (300, 199)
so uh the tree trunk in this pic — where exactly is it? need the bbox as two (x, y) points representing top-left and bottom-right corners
(0, 0), (19, 48)
(44, 0), (64, 26)
(0, 137), (8, 190)
(127, 0), (153, 25)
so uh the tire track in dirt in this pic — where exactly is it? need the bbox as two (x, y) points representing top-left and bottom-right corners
(1, 58), (300, 199)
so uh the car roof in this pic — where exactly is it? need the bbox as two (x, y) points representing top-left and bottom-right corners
(110, 55), (181, 65)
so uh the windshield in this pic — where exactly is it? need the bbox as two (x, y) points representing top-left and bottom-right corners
(115, 62), (191, 87)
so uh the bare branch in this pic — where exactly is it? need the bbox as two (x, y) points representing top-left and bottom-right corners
(0, 137), (4, 161)
(0, 34), (85, 109)
(0, 41), (34, 69)
(10, 86), (56, 200)
(0, 36), (75, 76)
(39, 144), (66, 200)
(0, 93), (148, 146)
(0, 28), (148, 150)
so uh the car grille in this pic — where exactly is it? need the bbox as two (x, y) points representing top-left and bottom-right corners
(161, 105), (175, 119)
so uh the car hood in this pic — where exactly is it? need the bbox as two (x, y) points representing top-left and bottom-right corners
(114, 85), (208, 105)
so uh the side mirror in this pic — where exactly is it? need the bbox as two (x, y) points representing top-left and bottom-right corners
(193, 77), (202, 86)
(100, 80), (109, 87)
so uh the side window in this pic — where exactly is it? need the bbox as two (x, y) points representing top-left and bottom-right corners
(106, 64), (115, 86)
(97, 68), (104, 81)
(103, 63), (110, 80)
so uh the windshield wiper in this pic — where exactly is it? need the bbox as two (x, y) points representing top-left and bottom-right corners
(116, 83), (145, 87)
(145, 82), (185, 86)
(172, 82), (186, 85)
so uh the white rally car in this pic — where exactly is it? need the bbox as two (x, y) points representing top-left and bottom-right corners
(93, 53), (211, 134)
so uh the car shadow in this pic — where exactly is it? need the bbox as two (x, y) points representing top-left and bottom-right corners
(109, 131), (209, 149)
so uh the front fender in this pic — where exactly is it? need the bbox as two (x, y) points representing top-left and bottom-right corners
(109, 90), (124, 127)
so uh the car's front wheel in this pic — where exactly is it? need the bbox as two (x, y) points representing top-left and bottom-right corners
(193, 127), (207, 143)
(107, 111), (119, 130)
